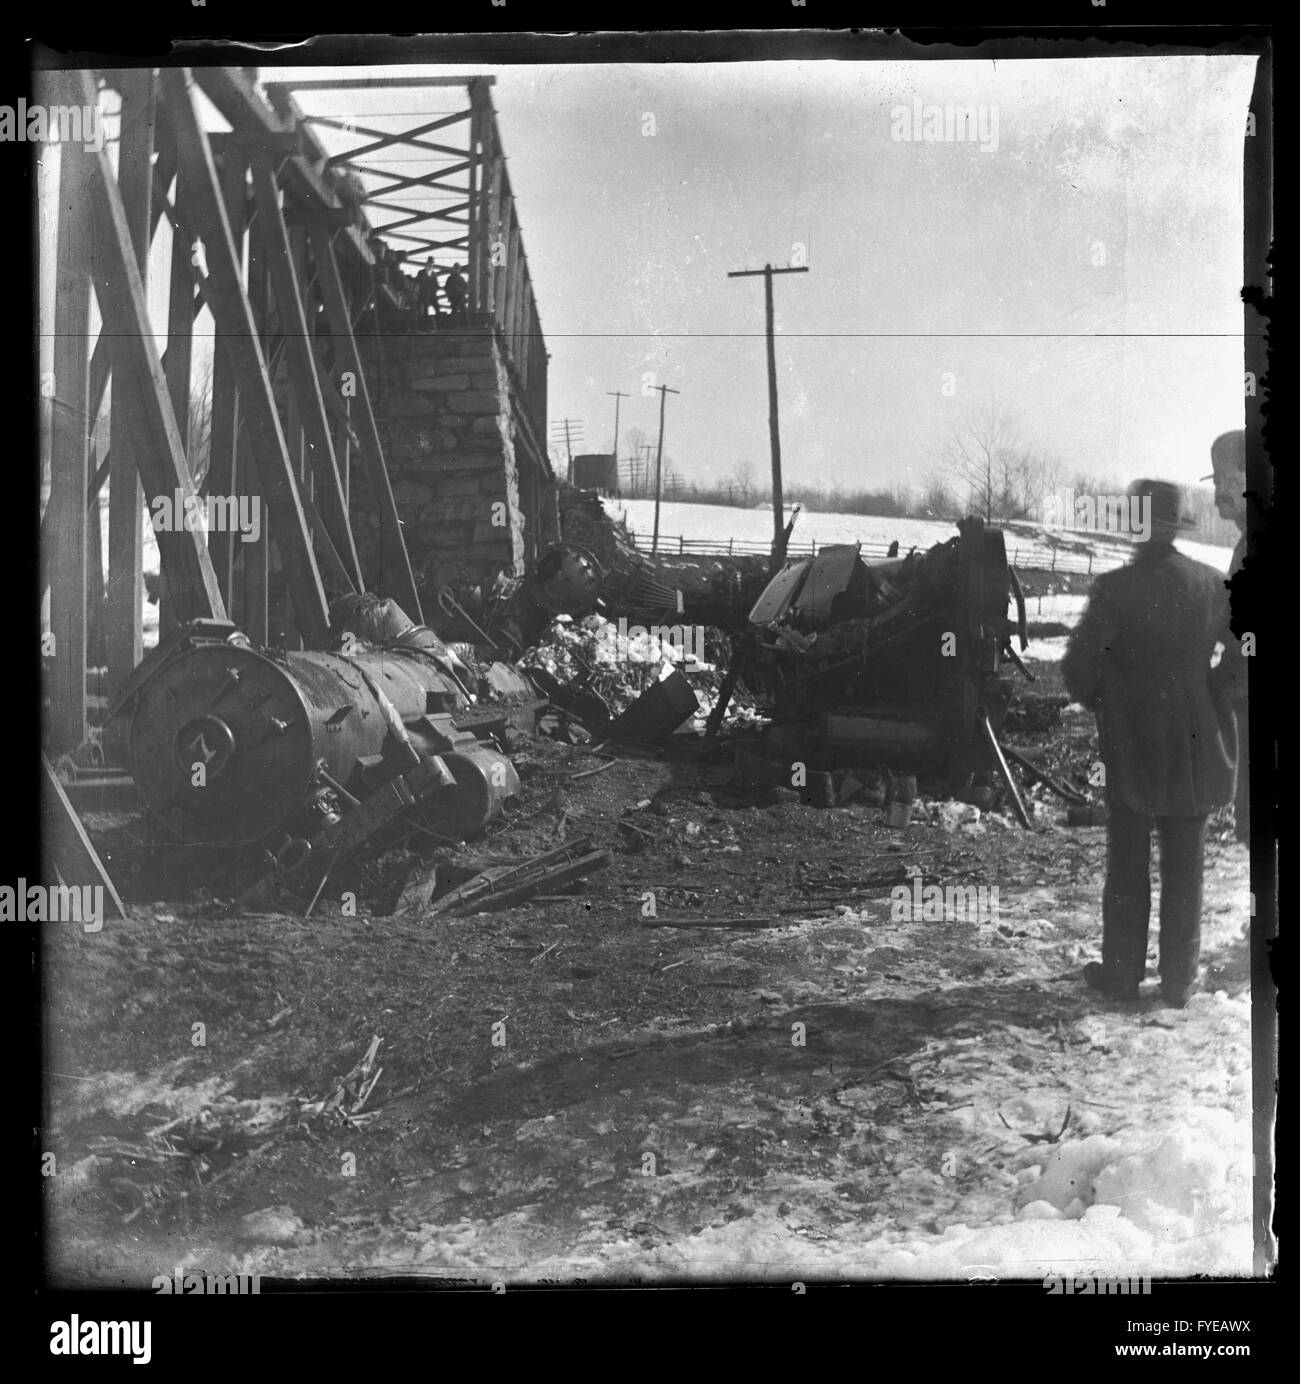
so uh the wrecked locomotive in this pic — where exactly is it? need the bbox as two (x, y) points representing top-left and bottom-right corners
(738, 516), (1032, 804)
(111, 596), (539, 887)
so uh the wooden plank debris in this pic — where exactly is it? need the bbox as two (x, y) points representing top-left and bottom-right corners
(41, 756), (126, 920)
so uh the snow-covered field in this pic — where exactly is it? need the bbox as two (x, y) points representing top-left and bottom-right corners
(53, 496), (1228, 656)
(610, 499), (1233, 575)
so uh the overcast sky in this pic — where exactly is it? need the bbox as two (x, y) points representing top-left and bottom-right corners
(77, 54), (1256, 500)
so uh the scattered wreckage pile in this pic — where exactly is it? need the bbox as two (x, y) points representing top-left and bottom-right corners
(714, 516), (1043, 822)
(110, 517), (1095, 915)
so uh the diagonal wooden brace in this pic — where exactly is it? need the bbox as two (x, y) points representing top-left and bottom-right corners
(75, 73), (227, 628)
(160, 67), (331, 645)
(249, 155), (364, 593)
(309, 217), (423, 620)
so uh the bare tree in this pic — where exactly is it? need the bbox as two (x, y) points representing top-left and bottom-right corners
(942, 398), (1023, 521)
(622, 426), (650, 497)
(1001, 446), (1064, 521)
(920, 470), (958, 521)
(940, 400), (1060, 522)
(728, 459), (756, 504)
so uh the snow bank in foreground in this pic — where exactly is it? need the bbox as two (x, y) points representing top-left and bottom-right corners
(882, 1086), (1252, 1280)
(879, 1207), (1251, 1281)
(562, 1093), (1253, 1282)
(617, 987), (1255, 1282)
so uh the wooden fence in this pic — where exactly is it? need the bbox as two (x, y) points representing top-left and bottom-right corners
(626, 530), (1114, 576)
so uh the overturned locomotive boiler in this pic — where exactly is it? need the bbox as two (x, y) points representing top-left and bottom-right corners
(112, 608), (530, 870)
(743, 516), (1030, 795)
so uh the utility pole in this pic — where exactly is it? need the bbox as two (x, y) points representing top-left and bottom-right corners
(548, 417), (584, 483)
(650, 384), (680, 556)
(641, 444), (654, 499)
(727, 262), (808, 547)
(606, 390), (629, 493)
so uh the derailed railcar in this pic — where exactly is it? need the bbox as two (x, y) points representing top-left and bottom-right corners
(744, 516), (1030, 797)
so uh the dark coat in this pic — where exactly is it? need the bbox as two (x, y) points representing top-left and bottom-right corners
(1222, 530), (1250, 708)
(1062, 545), (1237, 816)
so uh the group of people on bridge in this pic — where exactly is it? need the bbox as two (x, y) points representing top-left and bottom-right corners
(367, 236), (469, 330)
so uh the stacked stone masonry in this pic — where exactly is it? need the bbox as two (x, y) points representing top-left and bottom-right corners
(354, 325), (552, 597)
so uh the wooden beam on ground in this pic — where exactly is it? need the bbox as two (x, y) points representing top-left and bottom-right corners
(162, 67), (331, 645)
(105, 69), (154, 753)
(41, 756), (127, 920)
(72, 72), (227, 634)
(309, 217), (422, 619)
(250, 155), (363, 593)
(45, 135), (92, 756)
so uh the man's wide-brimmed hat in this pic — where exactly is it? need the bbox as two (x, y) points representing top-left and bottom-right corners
(1201, 428), (1246, 482)
(1128, 478), (1197, 532)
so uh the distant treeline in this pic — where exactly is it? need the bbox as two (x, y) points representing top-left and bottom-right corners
(628, 477), (919, 517)
(641, 478), (1239, 547)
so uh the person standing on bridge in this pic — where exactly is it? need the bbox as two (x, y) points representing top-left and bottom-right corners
(1062, 480), (1239, 1008)
(443, 263), (468, 325)
(416, 258), (440, 330)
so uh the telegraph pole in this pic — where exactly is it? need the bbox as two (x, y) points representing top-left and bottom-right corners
(727, 262), (808, 546)
(549, 417), (584, 483)
(650, 384), (680, 557)
(606, 390), (629, 490)
(639, 443), (654, 499)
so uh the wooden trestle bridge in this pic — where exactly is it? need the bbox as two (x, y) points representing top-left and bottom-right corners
(39, 66), (548, 765)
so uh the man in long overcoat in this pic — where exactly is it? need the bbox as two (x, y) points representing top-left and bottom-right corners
(1062, 480), (1238, 1006)
(1206, 428), (1250, 843)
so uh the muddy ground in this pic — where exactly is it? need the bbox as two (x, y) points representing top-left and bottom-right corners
(43, 651), (1252, 1286)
